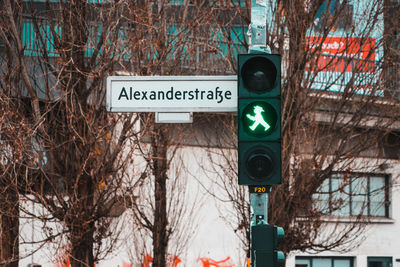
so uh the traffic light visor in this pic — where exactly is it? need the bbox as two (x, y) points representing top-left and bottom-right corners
(241, 56), (277, 93)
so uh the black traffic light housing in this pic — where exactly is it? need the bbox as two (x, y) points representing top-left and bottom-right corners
(251, 224), (285, 267)
(238, 53), (281, 185)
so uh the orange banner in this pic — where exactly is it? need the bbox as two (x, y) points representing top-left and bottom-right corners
(306, 37), (376, 72)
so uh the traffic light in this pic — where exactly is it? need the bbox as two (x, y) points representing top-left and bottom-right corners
(251, 224), (285, 267)
(238, 53), (281, 185)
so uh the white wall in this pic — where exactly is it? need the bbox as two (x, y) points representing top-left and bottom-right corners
(18, 148), (400, 267)
(288, 158), (400, 267)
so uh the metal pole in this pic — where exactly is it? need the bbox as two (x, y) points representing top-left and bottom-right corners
(249, 187), (270, 267)
(250, 188), (269, 227)
(249, 0), (270, 54)
(249, 3), (271, 266)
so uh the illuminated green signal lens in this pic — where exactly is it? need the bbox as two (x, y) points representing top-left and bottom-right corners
(242, 101), (277, 137)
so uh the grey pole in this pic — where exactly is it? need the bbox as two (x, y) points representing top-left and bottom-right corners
(249, 0), (271, 54)
(248, 1), (271, 266)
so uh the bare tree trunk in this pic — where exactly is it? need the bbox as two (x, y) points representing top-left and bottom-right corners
(70, 227), (94, 267)
(1, 1), (139, 266)
(0, 186), (19, 267)
(68, 177), (95, 267)
(151, 127), (168, 267)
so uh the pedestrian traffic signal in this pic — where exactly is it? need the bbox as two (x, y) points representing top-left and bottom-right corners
(242, 102), (277, 136)
(251, 224), (285, 267)
(238, 53), (281, 185)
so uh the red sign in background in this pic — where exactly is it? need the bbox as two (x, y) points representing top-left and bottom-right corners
(306, 37), (376, 73)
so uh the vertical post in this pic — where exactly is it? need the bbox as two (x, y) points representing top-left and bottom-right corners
(249, 0), (270, 53)
(250, 187), (270, 267)
(249, 3), (270, 267)
(250, 187), (269, 266)
(250, 187), (270, 226)
(241, 3), (284, 266)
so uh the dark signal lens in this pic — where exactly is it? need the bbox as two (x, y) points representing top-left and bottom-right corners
(241, 56), (277, 93)
(246, 149), (273, 181)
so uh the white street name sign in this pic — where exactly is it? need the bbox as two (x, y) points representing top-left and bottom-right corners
(106, 76), (237, 112)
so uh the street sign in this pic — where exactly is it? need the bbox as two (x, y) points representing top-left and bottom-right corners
(106, 76), (237, 112)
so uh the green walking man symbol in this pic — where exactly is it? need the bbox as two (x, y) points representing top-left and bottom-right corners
(246, 105), (270, 131)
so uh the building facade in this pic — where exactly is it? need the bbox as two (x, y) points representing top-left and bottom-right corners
(1, 0), (399, 267)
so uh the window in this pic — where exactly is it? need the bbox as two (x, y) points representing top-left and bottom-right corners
(368, 257), (393, 267)
(296, 257), (354, 267)
(313, 173), (390, 217)
(312, 0), (353, 32)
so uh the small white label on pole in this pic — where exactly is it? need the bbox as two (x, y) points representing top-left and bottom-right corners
(155, 112), (193, 123)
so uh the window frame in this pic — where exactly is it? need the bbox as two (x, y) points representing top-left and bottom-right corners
(313, 172), (391, 218)
(296, 256), (355, 267)
(367, 257), (393, 267)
